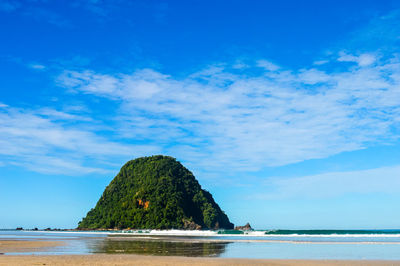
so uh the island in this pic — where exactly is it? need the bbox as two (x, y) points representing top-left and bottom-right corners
(78, 155), (234, 230)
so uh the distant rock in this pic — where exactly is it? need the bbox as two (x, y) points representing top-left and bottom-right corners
(16, 227), (23, 231)
(234, 223), (253, 231)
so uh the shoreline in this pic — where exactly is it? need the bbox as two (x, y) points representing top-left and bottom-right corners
(6, 229), (400, 237)
(6, 229), (400, 239)
(107, 235), (400, 245)
(1, 255), (400, 266)
(2, 237), (400, 263)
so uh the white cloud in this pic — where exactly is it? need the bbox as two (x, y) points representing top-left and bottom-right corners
(0, 106), (158, 175)
(56, 54), (400, 171)
(35, 107), (91, 121)
(338, 52), (376, 66)
(232, 62), (249, 69)
(298, 68), (330, 84)
(256, 59), (280, 71)
(313, 60), (329, 65)
(252, 165), (400, 199)
(29, 63), (46, 70)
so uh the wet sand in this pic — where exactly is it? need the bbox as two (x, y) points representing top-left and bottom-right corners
(1, 255), (400, 266)
(0, 239), (63, 253)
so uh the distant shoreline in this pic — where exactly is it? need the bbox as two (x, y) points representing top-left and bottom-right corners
(3, 229), (400, 238)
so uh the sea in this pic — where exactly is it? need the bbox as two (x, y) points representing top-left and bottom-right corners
(1, 229), (400, 260)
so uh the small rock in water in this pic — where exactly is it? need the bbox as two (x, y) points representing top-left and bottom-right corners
(234, 222), (253, 231)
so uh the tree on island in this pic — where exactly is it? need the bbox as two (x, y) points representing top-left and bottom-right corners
(78, 155), (234, 230)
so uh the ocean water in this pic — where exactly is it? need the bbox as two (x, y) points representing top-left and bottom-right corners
(1, 229), (400, 260)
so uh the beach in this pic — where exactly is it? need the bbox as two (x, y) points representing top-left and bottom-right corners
(1, 254), (400, 266)
(1, 239), (400, 265)
(2, 231), (400, 265)
(0, 239), (64, 253)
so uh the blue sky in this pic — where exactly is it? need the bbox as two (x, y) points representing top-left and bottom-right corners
(1, 0), (400, 229)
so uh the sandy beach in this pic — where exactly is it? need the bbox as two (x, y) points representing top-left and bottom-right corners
(0, 239), (64, 253)
(1, 254), (400, 266)
(1, 240), (400, 265)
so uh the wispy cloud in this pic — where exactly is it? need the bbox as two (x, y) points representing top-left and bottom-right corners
(256, 60), (280, 71)
(2, 8), (399, 177)
(251, 165), (400, 199)
(313, 60), (329, 65)
(337, 52), (377, 66)
(28, 63), (46, 70)
(0, 106), (158, 175)
(56, 52), (400, 172)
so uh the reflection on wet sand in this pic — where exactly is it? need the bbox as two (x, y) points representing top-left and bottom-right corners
(92, 237), (230, 257)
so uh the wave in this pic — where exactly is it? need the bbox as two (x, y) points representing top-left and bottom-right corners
(106, 229), (400, 238)
(5, 229), (400, 239)
(263, 229), (400, 236)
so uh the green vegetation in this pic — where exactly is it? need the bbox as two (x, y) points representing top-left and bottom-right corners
(78, 155), (234, 230)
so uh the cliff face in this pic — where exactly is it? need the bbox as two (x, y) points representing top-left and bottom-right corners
(78, 155), (234, 230)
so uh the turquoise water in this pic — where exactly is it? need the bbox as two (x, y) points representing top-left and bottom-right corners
(1, 230), (400, 260)
(263, 229), (400, 235)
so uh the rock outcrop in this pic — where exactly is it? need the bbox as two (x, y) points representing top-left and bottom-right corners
(234, 223), (253, 231)
(78, 155), (234, 230)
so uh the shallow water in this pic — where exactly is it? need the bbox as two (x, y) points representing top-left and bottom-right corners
(2, 230), (400, 260)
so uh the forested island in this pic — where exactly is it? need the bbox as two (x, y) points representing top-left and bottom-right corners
(78, 155), (234, 230)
